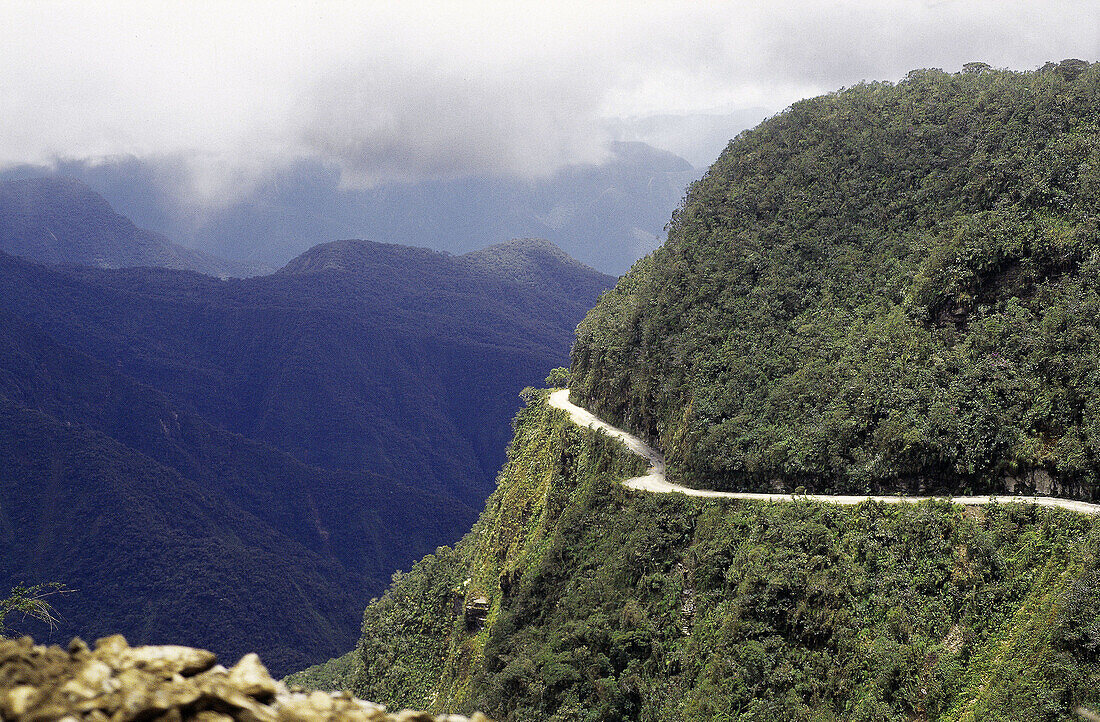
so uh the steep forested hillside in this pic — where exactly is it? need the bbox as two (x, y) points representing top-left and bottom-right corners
(0, 177), (258, 276)
(303, 393), (1100, 721)
(0, 234), (611, 675)
(0, 397), (369, 675)
(571, 60), (1100, 498)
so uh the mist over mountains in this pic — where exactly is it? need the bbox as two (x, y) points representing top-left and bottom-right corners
(0, 177), (260, 277)
(2, 141), (697, 276)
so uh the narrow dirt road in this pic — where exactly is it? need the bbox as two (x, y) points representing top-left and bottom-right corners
(548, 389), (1100, 515)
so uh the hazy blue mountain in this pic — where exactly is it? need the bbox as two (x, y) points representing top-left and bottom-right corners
(0, 234), (611, 502)
(0, 177), (261, 277)
(0, 233), (611, 673)
(2, 141), (697, 275)
(0, 396), (371, 675)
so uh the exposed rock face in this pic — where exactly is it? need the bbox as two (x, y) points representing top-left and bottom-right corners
(1004, 469), (1054, 495)
(0, 636), (490, 722)
(463, 597), (490, 633)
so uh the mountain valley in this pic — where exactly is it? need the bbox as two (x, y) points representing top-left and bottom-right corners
(0, 190), (613, 675)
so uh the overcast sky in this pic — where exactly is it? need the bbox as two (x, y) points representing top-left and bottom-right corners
(3, 0), (1098, 205)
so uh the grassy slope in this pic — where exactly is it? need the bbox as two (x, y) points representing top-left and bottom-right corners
(300, 394), (1100, 721)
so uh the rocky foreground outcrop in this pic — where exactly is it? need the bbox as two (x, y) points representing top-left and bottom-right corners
(0, 636), (489, 721)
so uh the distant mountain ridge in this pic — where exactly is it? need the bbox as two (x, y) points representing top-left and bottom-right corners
(2, 141), (697, 275)
(277, 238), (449, 276)
(458, 238), (598, 286)
(282, 237), (608, 299)
(0, 238), (611, 487)
(0, 177), (262, 277)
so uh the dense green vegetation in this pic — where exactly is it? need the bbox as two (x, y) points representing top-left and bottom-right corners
(323, 393), (1100, 721)
(571, 60), (1100, 498)
(351, 392), (646, 711)
(285, 650), (362, 693)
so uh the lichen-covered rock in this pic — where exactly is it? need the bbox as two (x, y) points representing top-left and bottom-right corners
(0, 637), (491, 722)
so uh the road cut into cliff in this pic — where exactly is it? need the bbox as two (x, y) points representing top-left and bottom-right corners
(548, 388), (1100, 515)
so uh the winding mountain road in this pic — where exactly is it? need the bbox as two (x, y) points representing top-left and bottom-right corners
(548, 389), (1100, 516)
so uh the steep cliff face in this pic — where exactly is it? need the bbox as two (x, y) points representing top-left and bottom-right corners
(337, 393), (647, 713)
(315, 393), (1100, 721)
(570, 61), (1100, 498)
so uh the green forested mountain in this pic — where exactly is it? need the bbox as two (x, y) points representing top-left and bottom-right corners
(571, 60), (1100, 497)
(306, 393), (1100, 720)
(299, 62), (1100, 720)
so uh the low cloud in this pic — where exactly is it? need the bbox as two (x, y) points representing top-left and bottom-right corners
(2, 0), (1097, 207)
(297, 61), (610, 187)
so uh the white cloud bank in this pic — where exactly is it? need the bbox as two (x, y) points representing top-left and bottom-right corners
(2, 0), (1097, 203)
